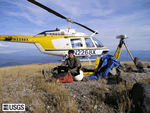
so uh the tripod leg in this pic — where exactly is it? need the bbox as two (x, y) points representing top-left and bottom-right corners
(124, 43), (145, 72)
(123, 43), (134, 61)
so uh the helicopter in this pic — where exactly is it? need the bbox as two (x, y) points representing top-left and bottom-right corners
(0, 0), (109, 62)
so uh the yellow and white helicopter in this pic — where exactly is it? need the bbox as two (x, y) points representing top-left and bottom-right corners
(0, 0), (109, 62)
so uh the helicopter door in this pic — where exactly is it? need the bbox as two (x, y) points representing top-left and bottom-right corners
(71, 38), (84, 48)
(85, 38), (95, 48)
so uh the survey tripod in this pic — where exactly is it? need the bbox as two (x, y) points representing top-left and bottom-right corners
(114, 35), (144, 72)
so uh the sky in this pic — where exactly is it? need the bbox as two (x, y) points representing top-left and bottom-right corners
(0, 0), (150, 54)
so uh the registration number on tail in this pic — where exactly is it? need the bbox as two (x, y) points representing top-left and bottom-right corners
(74, 49), (96, 55)
(13, 38), (28, 41)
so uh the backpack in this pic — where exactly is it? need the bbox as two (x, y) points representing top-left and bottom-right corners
(52, 72), (73, 83)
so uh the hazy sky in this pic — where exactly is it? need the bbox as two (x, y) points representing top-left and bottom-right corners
(0, 0), (150, 54)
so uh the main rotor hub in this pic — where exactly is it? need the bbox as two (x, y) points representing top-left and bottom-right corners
(66, 18), (74, 23)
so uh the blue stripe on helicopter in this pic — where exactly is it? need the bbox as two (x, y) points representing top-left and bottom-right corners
(45, 48), (107, 51)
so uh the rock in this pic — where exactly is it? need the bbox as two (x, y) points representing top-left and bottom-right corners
(147, 65), (150, 68)
(115, 67), (138, 84)
(115, 68), (127, 83)
(132, 69), (138, 72)
(117, 65), (126, 71)
(109, 67), (117, 76)
(124, 64), (131, 68)
(126, 67), (133, 72)
(124, 64), (133, 72)
(138, 68), (146, 73)
(134, 57), (140, 66)
(82, 77), (89, 82)
(144, 68), (150, 72)
(129, 82), (150, 113)
(134, 57), (145, 73)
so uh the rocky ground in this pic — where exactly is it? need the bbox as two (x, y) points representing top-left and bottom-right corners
(62, 65), (150, 113)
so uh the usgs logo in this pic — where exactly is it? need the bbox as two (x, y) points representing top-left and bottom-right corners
(2, 103), (25, 111)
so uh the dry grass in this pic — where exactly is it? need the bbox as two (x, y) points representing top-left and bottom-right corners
(0, 63), (77, 112)
(144, 74), (150, 83)
(0, 61), (149, 112)
(90, 80), (135, 113)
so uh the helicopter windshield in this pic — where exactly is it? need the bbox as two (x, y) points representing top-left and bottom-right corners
(92, 37), (104, 47)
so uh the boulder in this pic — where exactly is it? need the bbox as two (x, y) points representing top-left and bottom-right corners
(115, 68), (127, 83)
(134, 57), (145, 73)
(134, 57), (140, 66)
(129, 82), (150, 113)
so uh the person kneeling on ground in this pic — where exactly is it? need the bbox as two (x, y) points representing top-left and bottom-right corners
(61, 50), (83, 81)
(42, 50), (83, 81)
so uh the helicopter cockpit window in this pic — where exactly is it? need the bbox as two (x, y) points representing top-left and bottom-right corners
(85, 38), (94, 47)
(71, 39), (83, 48)
(92, 37), (104, 47)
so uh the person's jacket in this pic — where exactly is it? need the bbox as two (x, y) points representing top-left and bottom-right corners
(61, 56), (81, 73)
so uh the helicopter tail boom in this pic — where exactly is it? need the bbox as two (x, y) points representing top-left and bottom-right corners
(0, 35), (35, 43)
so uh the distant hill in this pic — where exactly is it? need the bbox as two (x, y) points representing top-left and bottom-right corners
(0, 49), (150, 67)
(108, 50), (150, 61)
(0, 49), (62, 67)
(0, 62), (22, 67)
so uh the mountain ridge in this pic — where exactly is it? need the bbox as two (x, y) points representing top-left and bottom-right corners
(0, 49), (150, 67)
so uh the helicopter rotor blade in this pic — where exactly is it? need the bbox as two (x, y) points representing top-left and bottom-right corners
(28, 0), (67, 19)
(27, 0), (98, 34)
(74, 22), (98, 34)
